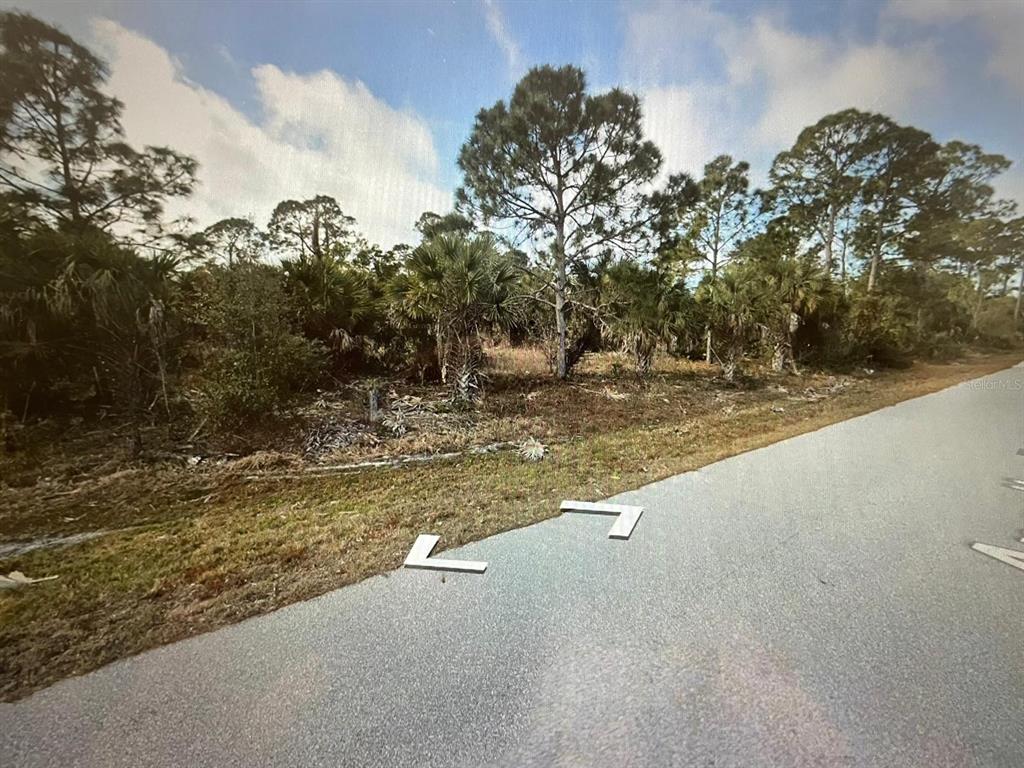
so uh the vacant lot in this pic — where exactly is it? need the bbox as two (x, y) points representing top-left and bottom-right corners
(1, 349), (1020, 700)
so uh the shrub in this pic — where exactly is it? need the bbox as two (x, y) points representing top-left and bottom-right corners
(184, 263), (325, 427)
(975, 297), (1019, 348)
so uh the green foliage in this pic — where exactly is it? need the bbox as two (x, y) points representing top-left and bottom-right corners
(282, 251), (376, 368)
(415, 211), (474, 241)
(267, 196), (356, 261)
(390, 234), (522, 401)
(184, 264), (324, 427)
(677, 154), (756, 275)
(601, 261), (692, 376)
(697, 270), (765, 381)
(0, 12), (197, 241)
(0, 229), (181, 448)
(975, 297), (1019, 347)
(200, 218), (264, 265)
(0, 14), (1021, 435)
(457, 64), (694, 378)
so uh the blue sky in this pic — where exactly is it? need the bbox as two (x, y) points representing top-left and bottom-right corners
(10, 0), (1024, 246)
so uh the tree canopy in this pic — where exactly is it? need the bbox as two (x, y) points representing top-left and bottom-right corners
(458, 64), (696, 377)
(0, 12), (197, 242)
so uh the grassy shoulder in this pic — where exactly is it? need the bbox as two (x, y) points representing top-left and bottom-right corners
(1, 350), (1020, 701)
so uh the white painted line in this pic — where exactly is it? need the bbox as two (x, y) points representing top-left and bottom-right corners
(971, 542), (1024, 573)
(403, 534), (487, 574)
(560, 500), (643, 540)
(1002, 479), (1024, 492)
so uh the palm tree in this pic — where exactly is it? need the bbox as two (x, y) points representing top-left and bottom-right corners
(601, 261), (691, 377)
(390, 233), (522, 402)
(282, 248), (375, 366)
(26, 232), (178, 451)
(699, 270), (763, 382)
(743, 256), (828, 372)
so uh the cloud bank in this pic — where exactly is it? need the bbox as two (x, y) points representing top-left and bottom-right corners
(626, 2), (943, 184)
(91, 20), (451, 247)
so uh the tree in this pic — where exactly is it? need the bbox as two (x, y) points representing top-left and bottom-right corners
(1004, 218), (1024, 323)
(0, 12), (197, 241)
(267, 195), (355, 260)
(735, 245), (829, 372)
(390, 234), (522, 402)
(458, 64), (693, 378)
(903, 141), (1012, 276)
(770, 109), (883, 275)
(201, 217), (264, 265)
(415, 210), (474, 241)
(697, 269), (763, 383)
(679, 154), (756, 362)
(0, 229), (180, 450)
(855, 121), (939, 292)
(601, 261), (692, 377)
(282, 252), (376, 367)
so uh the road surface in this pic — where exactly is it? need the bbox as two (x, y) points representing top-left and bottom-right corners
(3, 365), (1023, 767)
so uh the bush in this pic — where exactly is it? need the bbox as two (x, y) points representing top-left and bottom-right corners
(192, 333), (323, 426)
(184, 263), (325, 427)
(840, 291), (913, 367)
(975, 297), (1019, 347)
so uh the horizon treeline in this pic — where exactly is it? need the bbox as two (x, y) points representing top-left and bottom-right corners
(2, 11), (1022, 447)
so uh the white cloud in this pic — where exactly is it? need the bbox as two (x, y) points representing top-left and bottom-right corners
(739, 17), (940, 147)
(993, 165), (1024, 214)
(623, 2), (944, 177)
(640, 86), (730, 179)
(624, 1), (730, 85)
(482, 0), (523, 80)
(886, 0), (1024, 94)
(90, 19), (450, 248)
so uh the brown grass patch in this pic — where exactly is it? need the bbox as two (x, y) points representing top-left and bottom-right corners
(0, 350), (1020, 700)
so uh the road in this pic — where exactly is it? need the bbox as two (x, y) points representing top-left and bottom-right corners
(3, 365), (1023, 767)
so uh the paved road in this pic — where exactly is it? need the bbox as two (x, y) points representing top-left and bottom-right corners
(3, 365), (1023, 767)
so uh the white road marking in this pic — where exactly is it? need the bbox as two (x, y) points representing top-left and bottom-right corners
(1002, 479), (1024, 492)
(560, 500), (643, 540)
(971, 542), (1024, 573)
(403, 534), (487, 574)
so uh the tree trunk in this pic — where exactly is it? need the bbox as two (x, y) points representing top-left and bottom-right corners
(1015, 267), (1023, 322)
(824, 206), (835, 274)
(705, 254), (718, 364)
(311, 207), (321, 259)
(554, 220), (568, 379)
(722, 353), (737, 383)
(867, 249), (881, 292)
(51, 85), (81, 228)
(972, 274), (985, 330)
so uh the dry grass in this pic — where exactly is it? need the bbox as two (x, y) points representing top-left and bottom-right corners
(484, 343), (551, 376)
(0, 350), (1020, 701)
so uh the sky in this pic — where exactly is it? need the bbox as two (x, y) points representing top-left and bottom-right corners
(7, 0), (1024, 247)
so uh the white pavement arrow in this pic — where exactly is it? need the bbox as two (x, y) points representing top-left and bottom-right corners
(403, 534), (487, 574)
(560, 500), (643, 540)
(971, 540), (1024, 573)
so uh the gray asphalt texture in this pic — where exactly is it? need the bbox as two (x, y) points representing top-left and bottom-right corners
(2, 365), (1023, 767)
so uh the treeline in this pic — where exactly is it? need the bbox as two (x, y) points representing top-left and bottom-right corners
(1, 13), (1022, 446)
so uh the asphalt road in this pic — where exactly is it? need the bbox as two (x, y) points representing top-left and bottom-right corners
(3, 365), (1023, 767)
